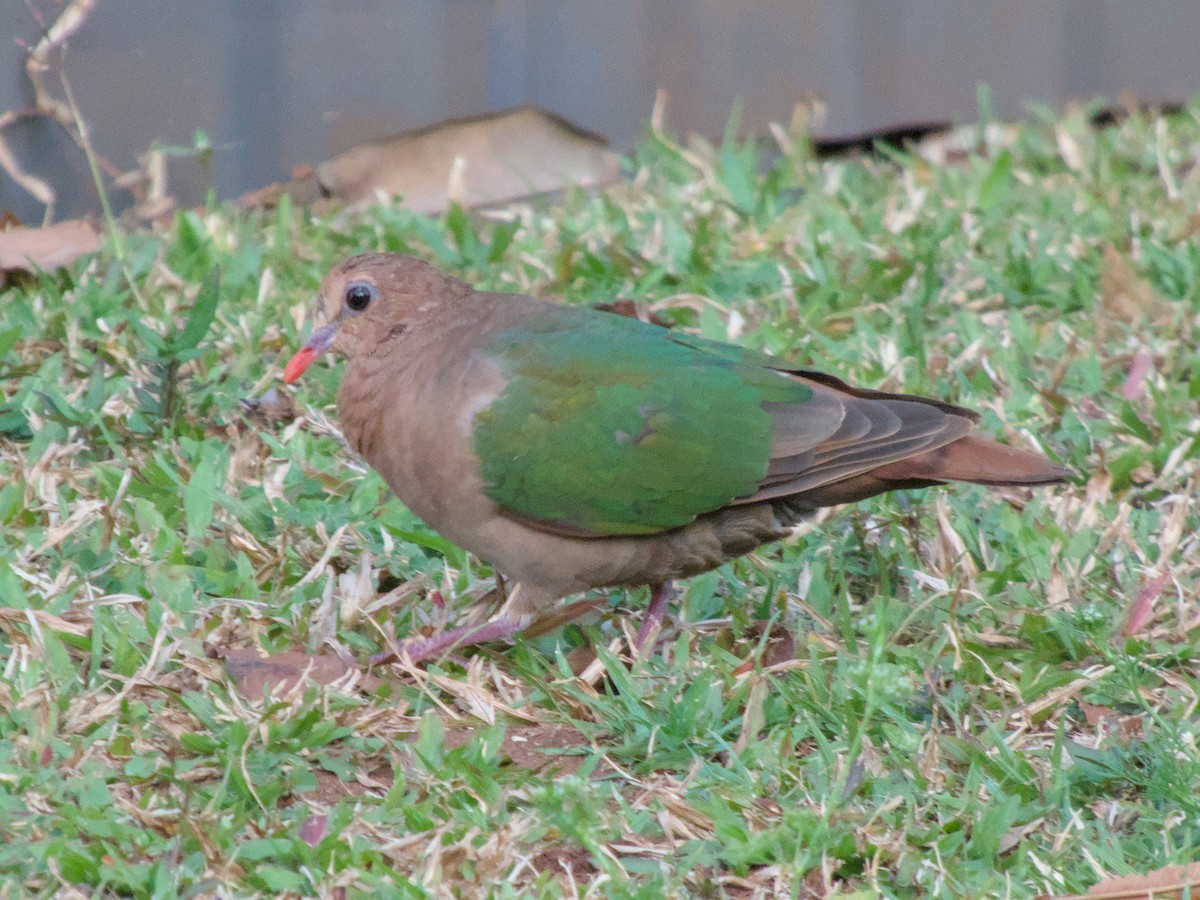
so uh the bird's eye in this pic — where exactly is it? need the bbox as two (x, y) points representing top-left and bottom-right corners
(344, 282), (376, 312)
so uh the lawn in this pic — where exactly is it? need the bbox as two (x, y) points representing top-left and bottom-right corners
(1, 103), (1198, 898)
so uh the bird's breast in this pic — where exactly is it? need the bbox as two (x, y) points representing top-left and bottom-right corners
(337, 344), (507, 543)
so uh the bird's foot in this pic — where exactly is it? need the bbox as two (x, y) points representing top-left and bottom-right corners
(370, 616), (522, 666)
(371, 585), (675, 666)
(633, 581), (674, 654)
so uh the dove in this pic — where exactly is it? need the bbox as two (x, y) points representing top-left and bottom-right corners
(284, 253), (1069, 663)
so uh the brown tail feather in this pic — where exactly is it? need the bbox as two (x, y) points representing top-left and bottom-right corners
(870, 434), (1072, 486)
(785, 434), (1071, 512)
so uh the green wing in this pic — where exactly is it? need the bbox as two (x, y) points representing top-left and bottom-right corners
(472, 306), (819, 536)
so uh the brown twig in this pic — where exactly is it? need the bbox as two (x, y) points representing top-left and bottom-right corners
(0, 112), (56, 220)
(25, 0), (100, 118)
(2, 0), (149, 304)
(59, 66), (127, 262)
(0, 0), (104, 222)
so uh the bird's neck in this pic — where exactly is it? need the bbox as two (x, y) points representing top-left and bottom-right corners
(335, 314), (484, 463)
(337, 352), (401, 463)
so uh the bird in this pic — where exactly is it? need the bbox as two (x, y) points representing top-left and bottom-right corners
(283, 253), (1070, 664)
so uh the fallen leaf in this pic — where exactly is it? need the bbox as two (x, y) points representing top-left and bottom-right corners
(240, 106), (619, 214)
(0, 219), (99, 272)
(566, 645), (598, 677)
(1079, 700), (1115, 728)
(1038, 860), (1200, 899)
(732, 620), (798, 676)
(1124, 572), (1169, 637)
(1078, 701), (1144, 744)
(219, 648), (380, 699)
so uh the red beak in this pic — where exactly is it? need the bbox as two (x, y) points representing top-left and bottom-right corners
(283, 322), (337, 384)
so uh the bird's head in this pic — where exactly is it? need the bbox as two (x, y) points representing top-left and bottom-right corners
(283, 253), (470, 383)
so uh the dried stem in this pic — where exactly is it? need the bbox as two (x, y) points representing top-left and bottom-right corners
(59, 69), (125, 263)
(0, 115), (56, 222)
(24, 0), (101, 119)
(0, 0), (108, 222)
(1, 0), (148, 305)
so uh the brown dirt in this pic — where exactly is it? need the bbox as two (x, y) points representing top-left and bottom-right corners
(444, 720), (595, 776)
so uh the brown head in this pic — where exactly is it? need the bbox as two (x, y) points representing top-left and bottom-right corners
(283, 253), (472, 383)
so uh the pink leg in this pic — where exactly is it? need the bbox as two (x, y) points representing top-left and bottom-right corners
(370, 616), (522, 666)
(634, 582), (674, 652)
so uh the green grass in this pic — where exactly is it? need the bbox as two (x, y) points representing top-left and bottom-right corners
(2, 102), (1200, 898)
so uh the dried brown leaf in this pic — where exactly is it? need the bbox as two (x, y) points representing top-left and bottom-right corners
(1040, 860), (1200, 899)
(1079, 700), (1115, 728)
(242, 106), (619, 215)
(1079, 701), (1144, 744)
(732, 621), (798, 676)
(1123, 572), (1169, 637)
(0, 219), (99, 271)
(565, 645), (598, 677)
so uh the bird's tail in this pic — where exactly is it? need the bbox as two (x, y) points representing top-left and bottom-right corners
(869, 433), (1072, 486)
(786, 433), (1071, 510)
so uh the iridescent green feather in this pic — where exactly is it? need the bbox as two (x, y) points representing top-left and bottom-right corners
(473, 306), (814, 536)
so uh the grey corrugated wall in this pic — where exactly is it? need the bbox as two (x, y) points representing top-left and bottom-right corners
(2, 0), (1199, 221)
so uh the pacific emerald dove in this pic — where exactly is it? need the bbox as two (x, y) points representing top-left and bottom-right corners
(284, 254), (1070, 662)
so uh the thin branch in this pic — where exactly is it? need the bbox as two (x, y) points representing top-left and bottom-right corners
(25, 0), (102, 118)
(0, 0), (105, 221)
(59, 69), (125, 263)
(0, 110), (56, 221)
